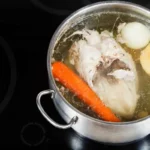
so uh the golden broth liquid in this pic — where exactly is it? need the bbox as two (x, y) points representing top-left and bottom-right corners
(52, 12), (150, 122)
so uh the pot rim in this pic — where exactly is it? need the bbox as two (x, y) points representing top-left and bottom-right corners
(47, 1), (150, 125)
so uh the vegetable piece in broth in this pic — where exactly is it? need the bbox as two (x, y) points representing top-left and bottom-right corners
(52, 61), (120, 122)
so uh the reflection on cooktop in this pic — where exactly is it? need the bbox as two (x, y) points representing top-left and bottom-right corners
(21, 122), (46, 146)
(1, 37), (17, 114)
(66, 133), (150, 150)
(31, 0), (84, 16)
(45, 128), (150, 150)
(31, 0), (150, 16)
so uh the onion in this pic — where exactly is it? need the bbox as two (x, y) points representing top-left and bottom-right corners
(120, 22), (150, 49)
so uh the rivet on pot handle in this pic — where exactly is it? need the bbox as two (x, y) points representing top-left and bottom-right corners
(36, 90), (78, 129)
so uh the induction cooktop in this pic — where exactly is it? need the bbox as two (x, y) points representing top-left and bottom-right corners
(1, 0), (150, 149)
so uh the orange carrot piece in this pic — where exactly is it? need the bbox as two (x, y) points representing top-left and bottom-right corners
(52, 61), (120, 122)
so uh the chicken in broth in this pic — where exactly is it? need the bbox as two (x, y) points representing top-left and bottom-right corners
(52, 12), (150, 122)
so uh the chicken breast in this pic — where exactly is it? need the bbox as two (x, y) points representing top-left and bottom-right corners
(69, 29), (139, 119)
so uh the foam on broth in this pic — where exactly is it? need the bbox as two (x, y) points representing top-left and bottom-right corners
(52, 12), (150, 122)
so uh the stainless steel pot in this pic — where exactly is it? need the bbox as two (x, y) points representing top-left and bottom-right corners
(36, 1), (150, 144)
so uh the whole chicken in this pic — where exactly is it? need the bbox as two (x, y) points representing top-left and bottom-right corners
(68, 29), (139, 119)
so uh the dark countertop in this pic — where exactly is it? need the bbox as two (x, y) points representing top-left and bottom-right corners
(1, 0), (150, 149)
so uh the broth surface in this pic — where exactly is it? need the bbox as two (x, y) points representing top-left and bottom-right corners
(52, 12), (150, 121)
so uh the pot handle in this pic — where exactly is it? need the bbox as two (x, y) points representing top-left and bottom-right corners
(36, 90), (78, 129)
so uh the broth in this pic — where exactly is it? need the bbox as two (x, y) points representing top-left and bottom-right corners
(52, 12), (150, 121)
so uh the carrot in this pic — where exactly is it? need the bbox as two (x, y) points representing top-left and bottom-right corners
(52, 61), (120, 122)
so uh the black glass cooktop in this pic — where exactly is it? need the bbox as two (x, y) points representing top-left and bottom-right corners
(1, 0), (150, 149)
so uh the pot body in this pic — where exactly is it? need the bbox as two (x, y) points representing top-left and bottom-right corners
(37, 1), (150, 144)
(51, 91), (150, 144)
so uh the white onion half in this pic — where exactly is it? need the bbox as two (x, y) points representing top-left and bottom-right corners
(120, 22), (150, 49)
